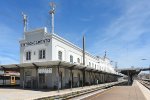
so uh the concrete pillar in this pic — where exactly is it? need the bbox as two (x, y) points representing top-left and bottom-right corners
(22, 68), (25, 88)
(127, 71), (130, 85)
(57, 65), (60, 92)
(82, 69), (86, 86)
(70, 69), (73, 90)
(36, 67), (39, 89)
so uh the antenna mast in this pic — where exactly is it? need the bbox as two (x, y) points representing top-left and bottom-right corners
(49, 2), (56, 34)
(83, 34), (85, 65)
(104, 50), (107, 59)
(22, 12), (27, 38)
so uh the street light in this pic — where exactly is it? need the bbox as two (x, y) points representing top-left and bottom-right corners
(110, 61), (118, 72)
(141, 59), (150, 79)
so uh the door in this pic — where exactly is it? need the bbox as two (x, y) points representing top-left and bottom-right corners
(11, 76), (16, 85)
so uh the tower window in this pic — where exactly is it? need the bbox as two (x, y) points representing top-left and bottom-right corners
(39, 49), (46, 59)
(26, 51), (31, 60)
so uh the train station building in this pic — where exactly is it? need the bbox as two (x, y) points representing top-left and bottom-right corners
(1, 27), (122, 89)
(0, 3), (123, 90)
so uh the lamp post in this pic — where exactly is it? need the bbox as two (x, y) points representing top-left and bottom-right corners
(110, 61), (118, 71)
(141, 59), (150, 79)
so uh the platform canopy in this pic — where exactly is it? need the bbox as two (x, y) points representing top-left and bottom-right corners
(0, 60), (122, 77)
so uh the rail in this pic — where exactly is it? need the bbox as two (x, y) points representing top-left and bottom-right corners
(36, 81), (127, 100)
(138, 80), (150, 90)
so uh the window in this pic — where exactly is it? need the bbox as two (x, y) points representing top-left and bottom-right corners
(39, 74), (45, 84)
(92, 63), (94, 67)
(77, 58), (80, 63)
(89, 62), (91, 67)
(95, 64), (96, 69)
(70, 55), (73, 63)
(26, 51), (31, 60)
(39, 49), (46, 59)
(58, 51), (62, 60)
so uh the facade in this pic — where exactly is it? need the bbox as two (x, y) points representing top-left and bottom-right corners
(20, 27), (115, 73)
(17, 27), (119, 89)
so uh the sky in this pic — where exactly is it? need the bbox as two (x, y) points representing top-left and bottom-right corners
(0, 0), (150, 69)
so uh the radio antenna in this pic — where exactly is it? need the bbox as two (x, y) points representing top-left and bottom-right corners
(49, 2), (56, 34)
(22, 12), (27, 38)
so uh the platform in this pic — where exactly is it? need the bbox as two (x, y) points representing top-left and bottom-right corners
(0, 81), (122, 100)
(82, 80), (150, 100)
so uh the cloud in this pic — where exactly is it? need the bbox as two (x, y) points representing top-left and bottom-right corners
(90, 0), (150, 68)
(0, 56), (19, 65)
(104, 0), (150, 42)
(0, 24), (20, 64)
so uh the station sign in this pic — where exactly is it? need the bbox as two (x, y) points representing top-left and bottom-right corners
(21, 38), (50, 47)
(38, 68), (52, 74)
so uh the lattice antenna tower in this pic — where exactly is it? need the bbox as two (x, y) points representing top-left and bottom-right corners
(49, 2), (56, 34)
(22, 12), (28, 38)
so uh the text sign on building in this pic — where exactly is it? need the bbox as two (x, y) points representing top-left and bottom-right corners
(21, 38), (50, 47)
(38, 68), (52, 74)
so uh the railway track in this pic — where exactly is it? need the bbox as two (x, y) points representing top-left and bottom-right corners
(36, 81), (127, 100)
(138, 80), (150, 90)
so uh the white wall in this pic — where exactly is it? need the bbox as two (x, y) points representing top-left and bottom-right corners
(20, 27), (116, 74)
(20, 27), (52, 63)
(51, 33), (116, 73)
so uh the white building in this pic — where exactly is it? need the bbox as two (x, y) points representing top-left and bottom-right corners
(16, 27), (119, 89)
(0, 4), (121, 89)
(20, 27), (115, 74)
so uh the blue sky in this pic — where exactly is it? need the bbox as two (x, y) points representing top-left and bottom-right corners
(0, 0), (150, 69)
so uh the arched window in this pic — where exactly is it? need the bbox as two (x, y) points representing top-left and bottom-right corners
(70, 55), (73, 63)
(58, 51), (62, 60)
(77, 58), (80, 63)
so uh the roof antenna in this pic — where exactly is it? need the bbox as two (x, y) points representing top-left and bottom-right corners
(22, 12), (27, 38)
(49, 2), (56, 34)
(104, 50), (107, 59)
(82, 34), (85, 66)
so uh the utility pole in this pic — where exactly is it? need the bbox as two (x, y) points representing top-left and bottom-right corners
(83, 34), (85, 65)
(82, 34), (85, 88)
(115, 62), (118, 71)
(49, 2), (56, 34)
(22, 12), (27, 38)
(104, 50), (107, 59)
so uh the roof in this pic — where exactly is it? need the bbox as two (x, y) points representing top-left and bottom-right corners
(0, 60), (122, 77)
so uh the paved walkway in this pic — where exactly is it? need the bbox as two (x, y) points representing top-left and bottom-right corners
(82, 80), (149, 100)
(0, 83), (113, 100)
